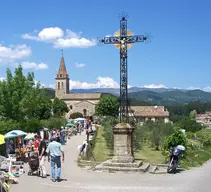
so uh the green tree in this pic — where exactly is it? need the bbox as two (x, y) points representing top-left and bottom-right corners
(95, 95), (119, 117)
(163, 127), (188, 150)
(189, 110), (197, 120)
(52, 98), (69, 117)
(196, 129), (211, 147)
(40, 117), (66, 129)
(0, 120), (20, 134)
(0, 66), (52, 122)
(150, 121), (174, 150)
(0, 66), (68, 133)
(178, 117), (203, 132)
(21, 118), (41, 133)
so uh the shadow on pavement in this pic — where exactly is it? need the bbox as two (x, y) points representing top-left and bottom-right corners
(57, 178), (67, 182)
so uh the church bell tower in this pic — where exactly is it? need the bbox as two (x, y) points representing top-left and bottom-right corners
(55, 53), (70, 98)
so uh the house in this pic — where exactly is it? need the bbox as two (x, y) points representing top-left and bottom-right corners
(196, 112), (211, 127)
(129, 105), (169, 123)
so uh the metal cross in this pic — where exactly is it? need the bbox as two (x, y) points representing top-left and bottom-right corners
(100, 14), (148, 123)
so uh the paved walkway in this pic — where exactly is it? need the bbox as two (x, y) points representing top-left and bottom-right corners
(11, 132), (211, 192)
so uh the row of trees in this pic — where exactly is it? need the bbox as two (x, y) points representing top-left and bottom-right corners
(95, 95), (205, 133)
(0, 66), (69, 133)
(166, 102), (211, 122)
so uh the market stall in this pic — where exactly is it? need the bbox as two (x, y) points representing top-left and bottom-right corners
(4, 130), (27, 162)
(0, 134), (18, 191)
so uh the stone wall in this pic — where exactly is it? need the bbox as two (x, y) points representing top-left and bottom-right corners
(64, 99), (100, 119)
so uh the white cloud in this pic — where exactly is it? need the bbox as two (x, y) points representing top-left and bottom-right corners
(69, 77), (119, 89)
(47, 77), (120, 90)
(0, 44), (31, 64)
(75, 63), (85, 68)
(203, 87), (211, 92)
(187, 86), (200, 90)
(38, 27), (64, 41)
(22, 27), (96, 48)
(21, 61), (48, 70)
(187, 86), (211, 92)
(34, 79), (211, 93)
(142, 84), (167, 89)
(0, 77), (5, 82)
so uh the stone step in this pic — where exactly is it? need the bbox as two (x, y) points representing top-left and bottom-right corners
(147, 165), (158, 173)
(94, 165), (146, 172)
(140, 162), (150, 172)
(154, 166), (168, 174)
(102, 160), (143, 168)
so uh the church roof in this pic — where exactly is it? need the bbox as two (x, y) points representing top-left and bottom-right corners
(56, 56), (68, 78)
(61, 93), (102, 100)
(130, 106), (169, 117)
(74, 100), (96, 105)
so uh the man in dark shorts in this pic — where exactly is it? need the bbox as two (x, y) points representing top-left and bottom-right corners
(38, 135), (47, 178)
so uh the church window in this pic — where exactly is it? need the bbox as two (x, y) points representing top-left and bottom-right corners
(62, 82), (64, 88)
(60, 74), (62, 78)
(83, 109), (87, 116)
(70, 105), (73, 110)
(58, 82), (60, 90)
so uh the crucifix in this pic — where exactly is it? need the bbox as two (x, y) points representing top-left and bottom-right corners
(100, 13), (148, 123)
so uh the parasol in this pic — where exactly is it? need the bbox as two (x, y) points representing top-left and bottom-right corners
(4, 130), (27, 139)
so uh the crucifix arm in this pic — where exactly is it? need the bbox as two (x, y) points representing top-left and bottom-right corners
(101, 37), (120, 44)
(126, 35), (147, 44)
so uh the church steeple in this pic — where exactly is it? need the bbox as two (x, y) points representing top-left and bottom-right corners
(56, 54), (68, 79)
(55, 52), (70, 98)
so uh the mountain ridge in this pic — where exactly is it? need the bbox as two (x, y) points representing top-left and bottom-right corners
(44, 87), (211, 104)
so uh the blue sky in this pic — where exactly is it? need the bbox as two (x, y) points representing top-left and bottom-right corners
(0, 0), (211, 91)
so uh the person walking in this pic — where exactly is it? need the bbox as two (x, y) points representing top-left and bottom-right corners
(60, 127), (65, 145)
(46, 137), (64, 182)
(38, 136), (47, 178)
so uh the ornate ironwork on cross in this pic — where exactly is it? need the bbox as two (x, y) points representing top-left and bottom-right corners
(99, 12), (149, 123)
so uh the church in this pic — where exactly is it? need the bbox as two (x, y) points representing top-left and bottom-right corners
(55, 55), (101, 119)
(55, 55), (169, 122)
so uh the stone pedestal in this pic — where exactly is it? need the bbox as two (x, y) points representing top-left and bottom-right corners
(94, 123), (151, 173)
(111, 123), (134, 163)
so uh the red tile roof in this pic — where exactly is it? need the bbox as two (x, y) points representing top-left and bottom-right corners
(130, 106), (169, 117)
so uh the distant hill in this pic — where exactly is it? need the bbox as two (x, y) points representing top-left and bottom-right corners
(43, 87), (211, 104)
(43, 88), (55, 99)
(129, 89), (211, 105)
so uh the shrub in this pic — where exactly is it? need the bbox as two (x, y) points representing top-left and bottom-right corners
(101, 117), (116, 149)
(133, 123), (146, 151)
(186, 131), (195, 139)
(196, 129), (211, 147)
(163, 127), (188, 151)
(0, 120), (20, 134)
(40, 117), (66, 129)
(21, 118), (41, 132)
(141, 120), (174, 150)
(178, 117), (203, 132)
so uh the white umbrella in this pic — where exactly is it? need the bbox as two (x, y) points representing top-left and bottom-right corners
(75, 118), (85, 121)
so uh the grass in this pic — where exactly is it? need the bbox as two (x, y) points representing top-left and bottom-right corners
(180, 146), (211, 169)
(135, 144), (165, 164)
(92, 126), (211, 169)
(92, 125), (111, 162)
(93, 126), (166, 164)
